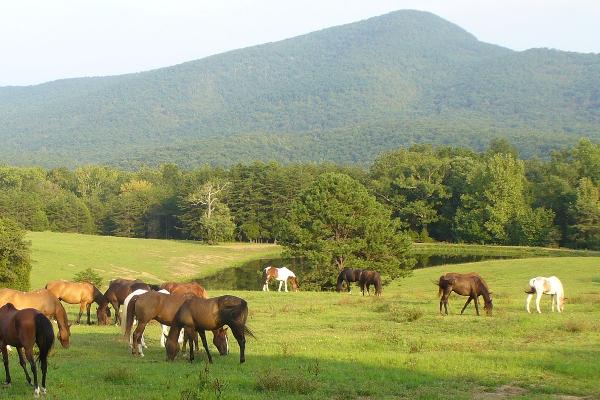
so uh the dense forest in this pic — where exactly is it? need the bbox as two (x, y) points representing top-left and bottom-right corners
(1, 10), (599, 167)
(1, 139), (599, 250)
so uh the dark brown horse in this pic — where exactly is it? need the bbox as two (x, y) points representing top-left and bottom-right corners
(100, 279), (151, 325)
(0, 289), (70, 347)
(124, 291), (228, 358)
(359, 270), (382, 296)
(335, 268), (363, 293)
(437, 272), (493, 316)
(0, 304), (55, 397)
(45, 280), (110, 325)
(166, 295), (254, 364)
(160, 282), (208, 299)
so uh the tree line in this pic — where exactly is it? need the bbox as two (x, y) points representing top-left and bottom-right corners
(1, 138), (599, 250)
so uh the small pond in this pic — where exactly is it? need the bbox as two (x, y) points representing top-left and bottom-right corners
(198, 254), (517, 291)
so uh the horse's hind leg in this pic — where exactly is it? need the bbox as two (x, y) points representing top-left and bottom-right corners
(198, 330), (213, 364)
(460, 296), (473, 315)
(24, 347), (38, 397)
(551, 294), (556, 312)
(40, 352), (48, 395)
(76, 302), (85, 324)
(1, 344), (11, 386)
(16, 347), (31, 385)
(132, 321), (148, 357)
(231, 325), (247, 364)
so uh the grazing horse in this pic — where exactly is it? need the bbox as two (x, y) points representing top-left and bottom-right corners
(124, 291), (227, 358)
(437, 272), (493, 316)
(525, 276), (565, 313)
(0, 289), (71, 347)
(122, 289), (187, 350)
(358, 270), (382, 296)
(0, 304), (55, 397)
(45, 280), (110, 325)
(160, 282), (208, 299)
(100, 279), (150, 325)
(335, 268), (363, 293)
(166, 295), (254, 364)
(262, 266), (299, 292)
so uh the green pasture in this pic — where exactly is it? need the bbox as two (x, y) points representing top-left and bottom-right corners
(26, 231), (280, 290)
(5, 234), (600, 399)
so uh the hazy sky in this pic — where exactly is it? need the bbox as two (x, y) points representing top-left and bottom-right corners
(1, 0), (599, 86)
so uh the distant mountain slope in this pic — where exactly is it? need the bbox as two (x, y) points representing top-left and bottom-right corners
(1, 10), (599, 167)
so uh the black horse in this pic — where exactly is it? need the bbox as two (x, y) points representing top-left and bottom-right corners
(335, 268), (363, 293)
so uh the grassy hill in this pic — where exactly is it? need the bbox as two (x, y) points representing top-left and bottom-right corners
(27, 231), (280, 289)
(6, 252), (600, 399)
(2, 10), (599, 168)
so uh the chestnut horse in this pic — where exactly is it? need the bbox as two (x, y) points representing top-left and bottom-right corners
(335, 268), (363, 293)
(100, 279), (151, 325)
(45, 280), (109, 325)
(166, 295), (254, 364)
(124, 291), (227, 358)
(0, 289), (70, 347)
(160, 282), (208, 298)
(437, 272), (493, 316)
(0, 304), (55, 397)
(359, 270), (382, 296)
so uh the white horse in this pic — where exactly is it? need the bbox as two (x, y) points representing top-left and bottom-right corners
(121, 288), (183, 352)
(262, 266), (299, 292)
(526, 276), (565, 313)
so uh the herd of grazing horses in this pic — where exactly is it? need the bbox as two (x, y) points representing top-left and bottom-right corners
(0, 264), (565, 397)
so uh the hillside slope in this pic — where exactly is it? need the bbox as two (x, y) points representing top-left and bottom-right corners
(2, 10), (599, 167)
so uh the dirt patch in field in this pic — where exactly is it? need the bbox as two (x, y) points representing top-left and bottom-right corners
(474, 385), (527, 399)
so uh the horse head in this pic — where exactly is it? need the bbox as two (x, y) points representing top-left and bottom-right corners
(484, 298), (493, 316)
(58, 323), (71, 348)
(96, 303), (111, 325)
(289, 277), (300, 292)
(213, 327), (229, 355)
(165, 331), (181, 361)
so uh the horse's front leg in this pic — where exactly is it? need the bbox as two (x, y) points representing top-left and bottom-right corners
(460, 296), (473, 314)
(1, 344), (11, 386)
(16, 347), (31, 385)
(111, 301), (120, 325)
(473, 295), (480, 316)
(185, 327), (195, 362)
(551, 294), (555, 312)
(284, 279), (288, 292)
(86, 302), (92, 325)
(198, 330), (213, 364)
(347, 279), (351, 294)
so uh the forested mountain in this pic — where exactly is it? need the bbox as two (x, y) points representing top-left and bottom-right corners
(1, 10), (599, 167)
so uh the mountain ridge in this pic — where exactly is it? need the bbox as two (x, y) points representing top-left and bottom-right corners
(1, 9), (599, 168)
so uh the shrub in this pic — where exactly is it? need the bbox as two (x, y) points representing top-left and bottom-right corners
(0, 217), (31, 290)
(73, 267), (103, 287)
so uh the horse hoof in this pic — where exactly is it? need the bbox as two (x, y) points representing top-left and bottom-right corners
(34, 387), (40, 397)
(2, 382), (10, 388)
(41, 387), (47, 395)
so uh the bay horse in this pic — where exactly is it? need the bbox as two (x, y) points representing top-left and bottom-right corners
(0, 304), (55, 397)
(262, 266), (299, 292)
(45, 280), (110, 325)
(100, 278), (151, 325)
(122, 288), (188, 350)
(335, 268), (363, 293)
(165, 295), (254, 364)
(525, 276), (565, 313)
(0, 289), (71, 347)
(359, 270), (382, 296)
(124, 291), (227, 358)
(437, 272), (493, 316)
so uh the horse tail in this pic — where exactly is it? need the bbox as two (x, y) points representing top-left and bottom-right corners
(243, 325), (256, 339)
(124, 296), (138, 338)
(35, 313), (55, 364)
(335, 270), (345, 292)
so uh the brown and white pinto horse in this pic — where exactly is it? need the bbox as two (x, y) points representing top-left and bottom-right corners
(262, 266), (299, 292)
(45, 280), (109, 325)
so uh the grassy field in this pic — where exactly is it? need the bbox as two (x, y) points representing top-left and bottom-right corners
(5, 234), (600, 399)
(412, 242), (600, 257)
(26, 231), (280, 289)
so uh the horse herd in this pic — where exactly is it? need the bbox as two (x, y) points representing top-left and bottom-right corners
(0, 266), (565, 397)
